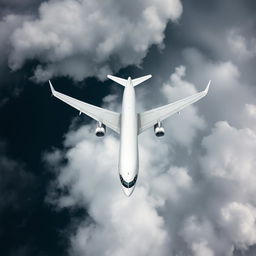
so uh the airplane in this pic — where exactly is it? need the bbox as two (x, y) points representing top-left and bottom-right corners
(49, 75), (210, 197)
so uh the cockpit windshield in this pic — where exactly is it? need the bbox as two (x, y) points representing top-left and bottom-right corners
(120, 174), (137, 188)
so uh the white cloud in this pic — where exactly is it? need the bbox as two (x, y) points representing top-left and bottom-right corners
(245, 104), (256, 116)
(180, 216), (215, 256)
(198, 122), (256, 252)
(227, 30), (256, 60)
(45, 124), (171, 256)
(200, 121), (256, 184)
(151, 167), (192, 202)
(181, 48), (256, 131)
(244, 104), (256, 132)
(219, 202), (256, 249)
(160, 65), (206, 149)
(6, 0), (182, 82)
(0, 14), (31, 67)
(192, 241), (214, 256)
(47, 118), (256, 256)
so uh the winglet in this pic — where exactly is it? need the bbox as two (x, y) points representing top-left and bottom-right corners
(49, 80), (56, 96)
(204, 80), (211, 94)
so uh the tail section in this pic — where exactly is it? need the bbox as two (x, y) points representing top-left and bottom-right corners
(132, 74), (152, 87)
(107, 75), (127, 87)
(107, 74), (152, 87)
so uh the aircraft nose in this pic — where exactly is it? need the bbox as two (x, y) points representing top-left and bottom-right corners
(122, 187), (134, 197)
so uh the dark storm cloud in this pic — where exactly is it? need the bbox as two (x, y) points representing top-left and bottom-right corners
(167, 0), (256, 83)
(172, 0), (256, 56)
(139, 0), (256, 90)
(0, 0), (43, 17)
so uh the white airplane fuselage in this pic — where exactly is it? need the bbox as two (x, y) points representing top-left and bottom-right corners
(119, 77), (138, 196)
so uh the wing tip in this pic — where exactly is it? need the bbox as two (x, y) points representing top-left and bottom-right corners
(205, 80), (211, 94)
(145, 74), (152, 79)
(49, 80), (56, 95)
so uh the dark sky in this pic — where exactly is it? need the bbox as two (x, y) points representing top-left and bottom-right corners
(0, 70), (113, 255)
(0, 1), (256, 256)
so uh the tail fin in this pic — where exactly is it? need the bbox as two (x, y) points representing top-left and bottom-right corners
(132, 74), (152, 87)
(107, 75), (127, 87)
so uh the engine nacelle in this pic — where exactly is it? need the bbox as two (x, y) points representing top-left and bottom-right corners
(154, 122), (165, 137)
(95, 122), (106, 137)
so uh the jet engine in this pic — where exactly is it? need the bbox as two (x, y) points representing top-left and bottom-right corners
(154, 122), (165, 137)
(95, 122), (106, 137)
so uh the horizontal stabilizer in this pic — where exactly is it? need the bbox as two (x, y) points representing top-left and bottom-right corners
(107, 75), (127, 87)
(132, 74), (152, 87)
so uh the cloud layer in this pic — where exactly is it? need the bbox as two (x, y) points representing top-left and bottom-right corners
(46, 118), (256, 256)
(3, 0), (182, 82)
(1, 0), (254, 255)
(45, 60), (256, 255)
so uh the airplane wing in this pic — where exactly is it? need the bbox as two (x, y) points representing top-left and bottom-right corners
(138, 81), (211, 134)
(49, 81), (121, 134)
